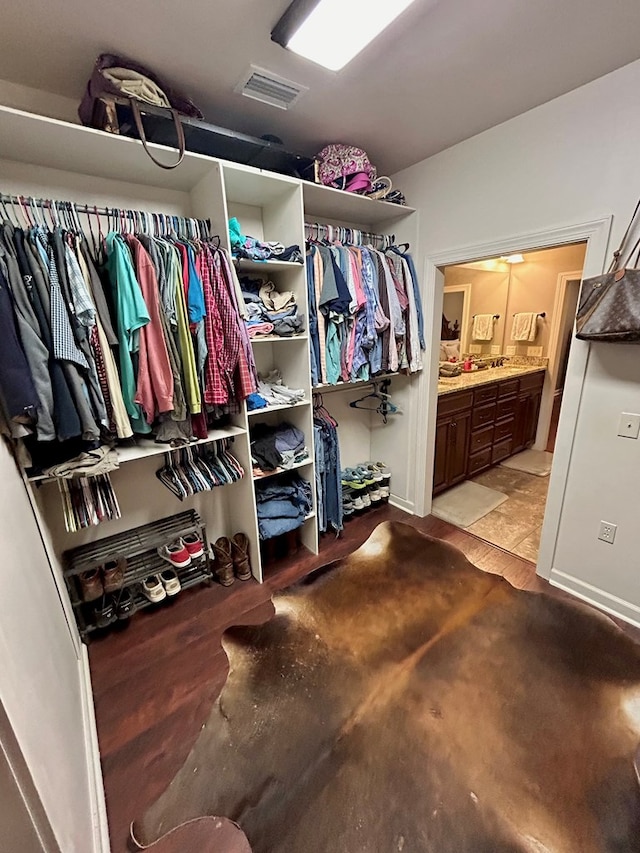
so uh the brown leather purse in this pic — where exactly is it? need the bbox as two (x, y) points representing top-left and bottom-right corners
(576, 198), (640, 342)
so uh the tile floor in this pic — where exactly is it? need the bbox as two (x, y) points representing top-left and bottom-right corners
(463, 465), (550, 562)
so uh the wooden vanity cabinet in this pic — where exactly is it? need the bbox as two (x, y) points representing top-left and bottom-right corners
(433, 392), (473, 495)
(433, 371), (545, 495)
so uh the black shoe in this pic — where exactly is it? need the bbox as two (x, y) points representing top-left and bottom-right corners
(115, 588), (136, 620)
(93, 597), (117, 629)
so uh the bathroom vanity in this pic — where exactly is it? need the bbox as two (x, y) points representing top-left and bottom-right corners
(433, 367), (545, 495)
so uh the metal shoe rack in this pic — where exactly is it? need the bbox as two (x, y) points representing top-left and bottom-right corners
(63, 510), (212, 641)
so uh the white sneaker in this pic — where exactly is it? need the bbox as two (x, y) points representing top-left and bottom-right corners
(369, 486), (382, 502)
(361, 492), (372, 508)
(142, 574), (166, 603)
(352, 495), (365, 511)
(160, 568), (181, 597)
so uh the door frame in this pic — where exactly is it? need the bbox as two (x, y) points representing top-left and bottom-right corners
(442, 283), (472, 353)
(413, 216), (612, 580)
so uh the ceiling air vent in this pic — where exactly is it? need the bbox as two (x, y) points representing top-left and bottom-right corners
(235, 66), (308, 110)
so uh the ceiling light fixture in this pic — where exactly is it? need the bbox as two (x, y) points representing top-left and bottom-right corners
(272, 0), (419, 72)
(501, 254), (525, 264)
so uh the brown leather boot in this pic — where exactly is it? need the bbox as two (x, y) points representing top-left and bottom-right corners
(79, 568), (103, 602)
(103, 556), (126, 592)
(213, 537), (234, 587)
(231, 533), (252, 581)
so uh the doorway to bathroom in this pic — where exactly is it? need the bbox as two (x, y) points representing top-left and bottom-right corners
(431, 242), (587, 564)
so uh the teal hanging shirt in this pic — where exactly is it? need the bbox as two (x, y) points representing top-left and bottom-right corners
(105, 233), (151, 434)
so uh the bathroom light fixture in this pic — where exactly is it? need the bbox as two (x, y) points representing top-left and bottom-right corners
(271, 0), (419, 71)
(501, 254), (525, 264)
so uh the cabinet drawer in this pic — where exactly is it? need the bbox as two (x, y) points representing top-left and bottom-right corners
(494, 417), (515, 443)
(519, 371), (545, 391)
(496, 395), (517, 421)
(470, 424), (494, 453)
(468, 447), (492, 475)
(472, 402), (496, 430)
(473, 384), (498, 407)
(498, 379), (519, 398)
(492, 437), (513, 464)
(437, 390), (473, 417)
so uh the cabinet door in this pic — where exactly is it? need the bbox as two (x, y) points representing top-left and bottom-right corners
(433, 418), (451, 495)
(448, 410), (471, 485)
(524, 389), (542, 447)
(513, 393), (530, 454)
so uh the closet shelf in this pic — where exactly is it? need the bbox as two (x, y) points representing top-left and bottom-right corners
(248, 401), (309, 417)
(313, 373), (400, 394)
(234, 258), (305, 273)
(250, 334), (308, 343)
(116, 425), (246, 464)
(302, 181), (416, 227)
(26, 425), (246, 482)
(252, 458), (313, 482)
(304, 511), (316, 522)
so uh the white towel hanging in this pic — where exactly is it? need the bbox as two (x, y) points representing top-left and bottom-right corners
(472, 314), (495, 341)
(511, 312), (538, 342)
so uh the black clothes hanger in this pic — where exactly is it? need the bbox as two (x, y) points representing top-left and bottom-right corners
(349, 381), (398, 424)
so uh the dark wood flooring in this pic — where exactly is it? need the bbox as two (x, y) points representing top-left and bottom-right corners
(86, 505), (630, 852)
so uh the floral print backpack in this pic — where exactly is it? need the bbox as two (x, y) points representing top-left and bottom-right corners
(315, 144), (377, 193)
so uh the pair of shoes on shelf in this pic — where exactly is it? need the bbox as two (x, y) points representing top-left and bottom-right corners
(141, 569), (181, 603)
(93, 587), (136, 628)
(358, 461), (391, 502)
(213, 533), (252, 587)
(79, 556), (127, 602)
(157, 532), (204, 569)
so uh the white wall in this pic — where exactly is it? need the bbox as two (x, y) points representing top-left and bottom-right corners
(0, 442), (104, 851)
(0, 79), (78, 123)
(393, 57), (640, 624)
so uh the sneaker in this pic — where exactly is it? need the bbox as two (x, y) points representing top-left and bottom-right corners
(142, 574), (166, 603)
(369, 485), (382, 503)
(361, 491), (372, 509)
(352, 494), (365, 511)
(182, 532), (204, 559)
(374, 461), (391, 485)
(158, 539), (191, 569)
(354, 465), (376, 488)
(93, 597), (117, 628)
(362, 463), (383, 483)
(341, 469), (366, 490)
(379, 484), (391, 501)
(160, 568), (181, 596)
(115, 587), (136, 620)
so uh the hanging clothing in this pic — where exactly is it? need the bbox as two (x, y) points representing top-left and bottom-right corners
(305, 241), (424, 386)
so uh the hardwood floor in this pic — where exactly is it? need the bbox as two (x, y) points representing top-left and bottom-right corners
(86, 505), (627, 851)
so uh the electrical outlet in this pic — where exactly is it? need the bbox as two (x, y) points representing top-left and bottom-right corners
(598, 521), (617, 544)
(491, 345), (501, 355)
(527, 346), (543, 357)
(506, 346), (516, 356)
(618, 412), (640, 439)
(468, 344), (482, 354)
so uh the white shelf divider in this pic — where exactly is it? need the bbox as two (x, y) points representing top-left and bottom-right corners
(247, 401), (309, 417)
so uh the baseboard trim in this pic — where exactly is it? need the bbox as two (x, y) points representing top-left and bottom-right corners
(549, 569), (640, 630)
(389, 496), (415, 514)
(80, 647), (110, 853)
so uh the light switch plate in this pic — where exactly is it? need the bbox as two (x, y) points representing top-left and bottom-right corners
(468, 344), (482, 354)
(506, 346), (516, 356)
(618, 412), (640, 439)
(491, 345), (501, 355)
(527, 346), (543, 357)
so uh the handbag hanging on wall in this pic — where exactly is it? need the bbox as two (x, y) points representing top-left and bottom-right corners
(576, 198), (640, 342)
(78, 53), (204, 170)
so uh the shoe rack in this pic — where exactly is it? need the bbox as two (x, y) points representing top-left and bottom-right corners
(63, 510), (212, 640)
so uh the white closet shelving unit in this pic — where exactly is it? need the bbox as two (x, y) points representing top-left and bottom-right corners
(0, 106), (420, 635)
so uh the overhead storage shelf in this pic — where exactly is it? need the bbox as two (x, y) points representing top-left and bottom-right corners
(302, 180), (415, 227)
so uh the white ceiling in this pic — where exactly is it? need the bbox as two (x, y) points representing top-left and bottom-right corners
(2, 0), (640, 174)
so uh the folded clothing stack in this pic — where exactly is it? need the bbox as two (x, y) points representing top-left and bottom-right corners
(251, 422), (309, 475)
(255, 472), (313, 540)
(246, 369), (306, 411)
(240, 276), (306, 338)
(229, 217), (303, 264)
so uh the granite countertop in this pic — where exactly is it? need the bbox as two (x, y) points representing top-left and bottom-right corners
(437, 364), (546, 396)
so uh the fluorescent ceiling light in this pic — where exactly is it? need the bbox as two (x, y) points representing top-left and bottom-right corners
(501, 254), (525, 264)
(272, 0), (418, 72)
